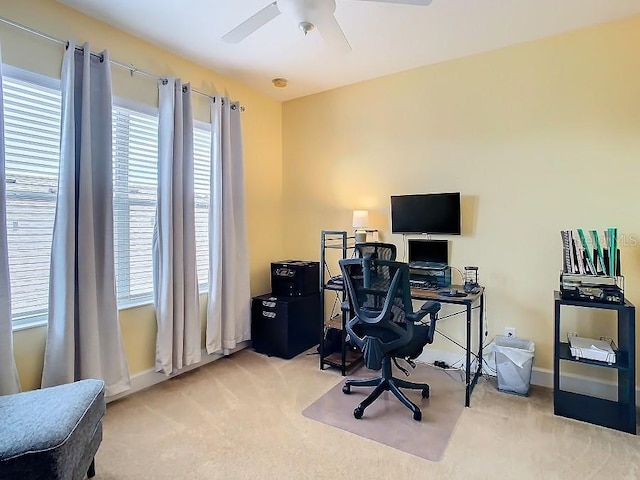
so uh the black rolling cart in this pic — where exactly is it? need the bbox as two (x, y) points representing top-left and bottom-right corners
(553, 291), (636, 434)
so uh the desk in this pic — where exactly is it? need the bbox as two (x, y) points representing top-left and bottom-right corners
(411, 285), (485, 407)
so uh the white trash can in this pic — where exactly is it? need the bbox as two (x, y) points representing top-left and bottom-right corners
(491, 335), (535, 396)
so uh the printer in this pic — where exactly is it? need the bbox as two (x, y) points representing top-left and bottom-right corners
(271, 260), (319, 297)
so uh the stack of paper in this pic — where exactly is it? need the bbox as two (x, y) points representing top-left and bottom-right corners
(568, 335), (616, 364)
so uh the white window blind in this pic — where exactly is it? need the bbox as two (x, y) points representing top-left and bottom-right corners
(2, 70), (61, 324)
(193, 124), (211, 290)
(2, 68), (212, 319)
(113, 104), (212, 307)
(112, 103), (159, 307)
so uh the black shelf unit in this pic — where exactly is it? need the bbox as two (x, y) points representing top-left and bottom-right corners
(553, 291), (636, 434)
(319, 230), (363, 375)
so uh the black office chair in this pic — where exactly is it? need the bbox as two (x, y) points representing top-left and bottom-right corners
(354, 242), (397, 261)
(339, 257), (440, 421)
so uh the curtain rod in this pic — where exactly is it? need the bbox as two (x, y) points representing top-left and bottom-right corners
(0, 15), (245, 111)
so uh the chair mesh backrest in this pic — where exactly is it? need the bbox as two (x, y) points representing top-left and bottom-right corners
(341, 258), (409, 325)
(354, 243), (397, 262)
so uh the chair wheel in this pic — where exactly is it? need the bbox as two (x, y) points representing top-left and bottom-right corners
(342, 385), (351, 394)
(354, 406), (364, 419)
(421, 387), (430, 399)
(413, 410), (422, 421)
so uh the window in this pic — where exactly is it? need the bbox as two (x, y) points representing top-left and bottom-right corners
(3, 73), (212, 316)
(113, 101), (212, 307)
(193, 123), (211, 290)
(112, 102), (159, 307)
(2, 67), (62, 325)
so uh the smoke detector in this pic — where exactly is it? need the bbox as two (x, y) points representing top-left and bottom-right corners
(272, 78), (288, 88)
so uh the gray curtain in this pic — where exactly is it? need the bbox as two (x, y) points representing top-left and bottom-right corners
(206, 98), (250, 354)
(153, 79), (201, 374)
(42, 41), (130, 396)
(0, 48), (21, 396)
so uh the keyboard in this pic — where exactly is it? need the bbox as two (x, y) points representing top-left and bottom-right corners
(409, 280), (439, 291)
(409, 261), (448, 270)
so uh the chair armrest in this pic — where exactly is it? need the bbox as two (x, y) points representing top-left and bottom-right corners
(420, 301), (441, 314)
(405, 310), (428, 323)
(341, 300), (350, 312)
(405, 301), (440, 323)
(406, 301), (440, 344)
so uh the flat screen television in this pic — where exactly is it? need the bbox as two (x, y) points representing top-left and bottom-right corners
(390, 192), (461, 235)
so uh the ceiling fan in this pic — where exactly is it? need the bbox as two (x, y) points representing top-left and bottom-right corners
(222, 0), (433, 52)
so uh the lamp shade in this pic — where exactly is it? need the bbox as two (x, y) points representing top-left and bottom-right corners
(352, 210), (369, 228)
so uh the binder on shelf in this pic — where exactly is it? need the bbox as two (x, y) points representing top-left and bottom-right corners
(576, 229), (597, 275)
(608, 228), (618, 277)
(590, 230), (606, 275)
(561, 230), (573, 274)
(569, 232), (579, 273)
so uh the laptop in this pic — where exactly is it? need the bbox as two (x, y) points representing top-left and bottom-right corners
(408, 239), (448, 270)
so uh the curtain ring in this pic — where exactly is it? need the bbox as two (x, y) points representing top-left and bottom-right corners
(182, 85), (188, 93)
(161, 78), (169, 85)
(231, 104), (236, 110)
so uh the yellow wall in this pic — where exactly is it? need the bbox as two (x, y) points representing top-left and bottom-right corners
(282, 16), (640, 379)
(4, 1), (640, 391)
(1, 0), (284, 390)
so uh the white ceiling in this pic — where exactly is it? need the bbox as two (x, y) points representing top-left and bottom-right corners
(58, 0), (640, 102)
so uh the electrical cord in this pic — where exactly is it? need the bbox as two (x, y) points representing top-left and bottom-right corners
(424, 359), (466, 383)
(431, 327), (498, 375)
(481, 288), (489, 340)
(437, 357), (495, 384)
(449, 265), (465, 285)
(448, 264), (489, 339)
(431, 328), (483, 375)
(434, 327), (468, 352)
(401, 234), (407, 263)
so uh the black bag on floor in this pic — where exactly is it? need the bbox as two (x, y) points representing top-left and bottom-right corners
(320, 327), (342, 354)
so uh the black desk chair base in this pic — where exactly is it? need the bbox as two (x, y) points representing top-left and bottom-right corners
(342, 357), (429, 421)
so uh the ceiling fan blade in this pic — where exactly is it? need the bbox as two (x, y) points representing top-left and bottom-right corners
(222, 2), (281, 43)
(316, 14), (351, 53)
(350, 0), (432, 5)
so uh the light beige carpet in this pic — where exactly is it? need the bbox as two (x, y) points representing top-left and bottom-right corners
(302, 364), (465, 461)
(94, 348), (640, 480)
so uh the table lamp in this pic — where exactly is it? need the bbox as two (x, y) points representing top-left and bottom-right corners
(353, 210), (369, 243)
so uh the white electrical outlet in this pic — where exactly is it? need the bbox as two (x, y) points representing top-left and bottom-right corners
(504, 327), (516, 338)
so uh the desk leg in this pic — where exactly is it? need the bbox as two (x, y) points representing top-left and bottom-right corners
(468, 293), (485, 407)
(341, 311), (347, 376)
(478, 293), (484, 376)
(465, 303), (471, 407)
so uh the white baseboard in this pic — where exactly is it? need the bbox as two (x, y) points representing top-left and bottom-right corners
(108, 343), (639, 408)
(107, 341), (250, 403)
(417, 347), (640, 407)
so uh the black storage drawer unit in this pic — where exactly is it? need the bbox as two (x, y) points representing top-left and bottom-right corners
(251, 293), (320, 359)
